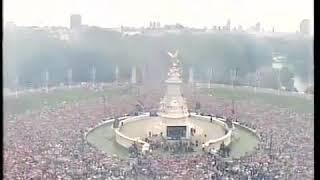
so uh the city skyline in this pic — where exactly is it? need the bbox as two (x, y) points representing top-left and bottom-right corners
(4, 0), (314, 33)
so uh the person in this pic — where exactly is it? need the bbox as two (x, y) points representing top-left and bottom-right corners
(113, 118), (119, 128)
(220, 142), (225, 156)
(210, 147), (216, 155)
(210, 116), (213, 123)
(225, 146), (230, 157)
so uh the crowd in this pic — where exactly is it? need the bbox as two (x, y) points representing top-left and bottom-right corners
(4, 91), (140, 179)
(186, 89), (313, 179)
(3, 85), (313, 179)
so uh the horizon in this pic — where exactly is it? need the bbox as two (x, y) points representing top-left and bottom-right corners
(4, 0), (314, 33)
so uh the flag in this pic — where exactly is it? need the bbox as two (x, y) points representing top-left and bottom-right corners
(230, 69), (237, 81)
(255, 71), (262, 88)
(68, 69), (72, 85)
(15, 75), (19, 86)
(235, 68), (239, 79)
(115, 65), (119, 82)
(91, 66), (96, 83)
(45, 69), (49, 82)
(231, 100), (235, 114)
(210, 67), (214, 83)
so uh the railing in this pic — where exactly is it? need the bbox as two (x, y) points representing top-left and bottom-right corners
(4, 82), (125, 97)
(195, 83), (313, 100)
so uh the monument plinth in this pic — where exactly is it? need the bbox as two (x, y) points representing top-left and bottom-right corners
(156, 50), (191, 139)
(113, 50), (232, 152)
(158, 51), (189, 118)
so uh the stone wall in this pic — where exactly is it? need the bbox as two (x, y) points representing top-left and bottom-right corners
(114, 114), (150, 149)
(190, 113), (232, 150)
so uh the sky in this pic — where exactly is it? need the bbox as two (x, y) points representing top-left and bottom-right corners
(4, 0), (314, 33)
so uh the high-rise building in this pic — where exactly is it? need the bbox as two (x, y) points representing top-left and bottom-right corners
(300, 19), (310, 35)
(70, 14), (82, 29)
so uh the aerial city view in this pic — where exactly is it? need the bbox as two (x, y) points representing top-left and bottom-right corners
(3, 0), (313, 179)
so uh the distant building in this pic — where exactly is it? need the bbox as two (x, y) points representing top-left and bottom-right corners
(226, 19), (231, 31)
(237, 25), (243, 32)
(50, 27), (70, 41)
(70, 14), (82, 29)
(300, 19), (310, 35)
(5, 21), (16, 30)
(149, 21), (158, 29)
(212, 26), (217, 31)
(255, 22), (261, 32)
(177, 23), (184, 29)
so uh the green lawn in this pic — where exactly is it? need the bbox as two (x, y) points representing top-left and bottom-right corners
(4, 85), (313, 116)
(3, 87), (132, 115)
(201, 87), (314, 113)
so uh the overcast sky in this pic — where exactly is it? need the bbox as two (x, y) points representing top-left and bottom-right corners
(4, 0), (313, 32)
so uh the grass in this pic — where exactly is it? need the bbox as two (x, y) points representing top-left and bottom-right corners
(3, 87), (132, 115)
(4, 85), (313, 116)
(201, 87), (314, 113)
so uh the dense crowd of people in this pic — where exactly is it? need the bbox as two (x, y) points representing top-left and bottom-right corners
(3, 85), (313, 179)
(186, 89), (313, 179)
(4, 89), (141, 179)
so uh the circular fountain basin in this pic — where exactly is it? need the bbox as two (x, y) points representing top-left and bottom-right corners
(86, 115), (259, 158)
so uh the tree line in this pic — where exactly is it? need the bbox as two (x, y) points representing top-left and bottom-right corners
(3, 27), (313, 91)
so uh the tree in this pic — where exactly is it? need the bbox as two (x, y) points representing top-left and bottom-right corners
(4, 26), (312, 89)
(305, 85), (314, 94)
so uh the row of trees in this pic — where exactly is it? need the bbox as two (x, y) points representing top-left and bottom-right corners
(3, 27), (313, 90)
